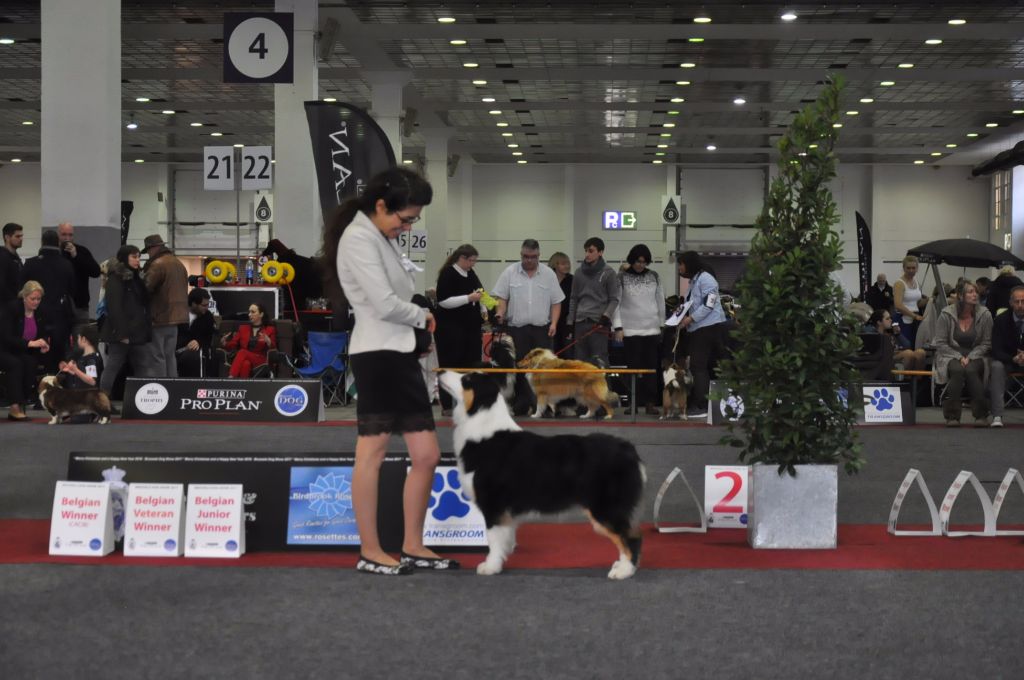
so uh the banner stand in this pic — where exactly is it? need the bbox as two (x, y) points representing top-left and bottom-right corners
(653, 467), (707, 534)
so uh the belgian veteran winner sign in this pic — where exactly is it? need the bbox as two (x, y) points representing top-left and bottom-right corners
(122, 378), (324, 422)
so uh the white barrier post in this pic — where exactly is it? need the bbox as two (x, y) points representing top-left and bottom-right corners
(888, 469), (942, 536)
(939, 470), (996, 537)
(653, 467), (707, 534)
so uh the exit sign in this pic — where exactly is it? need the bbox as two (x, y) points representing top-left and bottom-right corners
(603, 210), (637, 230)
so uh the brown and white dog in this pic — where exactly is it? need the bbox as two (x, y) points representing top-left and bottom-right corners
(661, 358), (693, 420)
(517, 347), (619, 419)
(38, 375), (113, 425)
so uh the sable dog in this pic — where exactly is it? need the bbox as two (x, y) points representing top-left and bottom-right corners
(38, 375), (113, 425)
(517, 347), (619, 419)
(439, 371), (645, 579)
(660, 358), (693, 420)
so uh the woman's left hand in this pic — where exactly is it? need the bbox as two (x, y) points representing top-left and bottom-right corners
(425, 311), (437, 334)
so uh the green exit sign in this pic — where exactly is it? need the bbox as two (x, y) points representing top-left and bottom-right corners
(603, 210), (637, 230)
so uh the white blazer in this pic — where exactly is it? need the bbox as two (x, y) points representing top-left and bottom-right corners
(336, 211), (427, 355)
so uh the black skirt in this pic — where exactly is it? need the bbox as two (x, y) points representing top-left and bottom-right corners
(350, 350), (435, 436)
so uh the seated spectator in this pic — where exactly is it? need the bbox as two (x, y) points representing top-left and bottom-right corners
(1, 281), (52, 420)
(222, 302), (276, 378)
(177, 287), (218, 377)
(986, 266), (1024, 317)
(987, 285), (1024, 428)
(60, 326), (102, 389)
(857, 309), (926, 380)
(933, 280), (992, 427)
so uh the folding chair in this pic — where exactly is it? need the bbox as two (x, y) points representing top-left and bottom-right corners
(1006, 372), (1024, 408)
(284, 331), (349, 406)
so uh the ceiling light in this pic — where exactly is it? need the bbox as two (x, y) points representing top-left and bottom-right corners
(512, 151), (523, 156)
(809, 144), (818, 149)
(833, 123), (843, 128)
(657, 144), (668, 149)
(488, 110), (502, 115)
(126, 122), (138, 130)
(134, 159), (145, 163)
(706, 143), (717, 151)
(948, 19), (966, 26)
(659, 133), (672, 137)
(507, 144), (519, 148)
(210, 132), (223, 137)
(925, 39), (943, 45)
(655, 152), (666, 157)
(322, 97), (337, 102)
(966, 132), (979, 138)
(438, 17), (456, 24)
(679, 62), (696, 68)
(517, 160), (528, 164)
(693, 14), (712, 24)
(450, 39), (467, 46)
(11, 158), (21, 163)
(21, 120), (33, 125)
(472, 80), (487, 86)
(930, 152), (942, 156)
(880, 81), (895, 87)
(496, 122), (509, 127)
(780, 11), (797, 22)
(946, 143), (958, 148)
(898, 63), (914, 69)
(462, 62), (479, 68)
(1013, 110), (1024, 115)
(652, 159), (664, 164)
(662, 123), (675, 128)
(985, 122), (998, 127)
(161, 110), (175, 114)
(501, 132), (513, 137)
(733, 97), (746, 105)
(402, 159), (413, 164)
(135, 97), (150, 102)
(0, 38), (15, 45)
(675, 81), (691, 86)
(670, 97), (685, 103)
(914, 160), (925, 165)
(481, 97), (495, 102)
(233, 143), (244, 148)
(859, 98), (874, 103)
(190, 122), (203, 127)
(688, 38), (704, 43)
(668, 110), (680, 115)
(846, 111), (859, 116)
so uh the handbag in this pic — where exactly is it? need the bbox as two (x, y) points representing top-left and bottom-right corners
(411, 294), (433, 355)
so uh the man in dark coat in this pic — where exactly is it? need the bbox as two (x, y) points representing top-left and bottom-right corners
(20, 229), (75, 363)
(986, 267), (1024, 317)
(142, 233), (189, 377)
(0, 222), (24, 305)
(57, 222), (102, 322)
(865, 273), (894, 312)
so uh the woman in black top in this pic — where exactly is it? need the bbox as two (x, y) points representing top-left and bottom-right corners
(548, 251), (574, 355)
(99, 245), (152, 395)
(434, 244), (483, 415)
(1, 280), (52, 420)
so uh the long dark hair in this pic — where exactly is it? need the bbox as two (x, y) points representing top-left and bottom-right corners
(676, 250), (716, 280)
(116, 244), (141, 267)
(438, 243), (478, 281)
(321, 167), (433, 292)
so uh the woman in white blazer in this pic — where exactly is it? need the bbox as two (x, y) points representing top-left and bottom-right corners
(325, 167), (457, 575)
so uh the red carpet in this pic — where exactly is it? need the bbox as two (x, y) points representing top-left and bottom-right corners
(2, 520), (1021, 571)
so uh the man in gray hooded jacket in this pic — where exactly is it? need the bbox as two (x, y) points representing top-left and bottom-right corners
(567, 236), (619, 367)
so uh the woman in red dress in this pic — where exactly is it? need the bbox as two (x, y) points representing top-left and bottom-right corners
(222, 303), (276, 378)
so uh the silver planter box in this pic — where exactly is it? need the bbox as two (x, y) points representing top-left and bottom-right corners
(748, 464), (838, 549)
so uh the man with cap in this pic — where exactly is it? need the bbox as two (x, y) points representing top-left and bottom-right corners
(142, 234), (189, 377)
(57, 222), (101, 323)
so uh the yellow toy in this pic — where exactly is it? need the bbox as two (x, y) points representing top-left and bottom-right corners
(479, 289), (498, 311)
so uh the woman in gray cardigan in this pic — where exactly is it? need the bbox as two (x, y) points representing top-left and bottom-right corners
(933, 280), (992, 427)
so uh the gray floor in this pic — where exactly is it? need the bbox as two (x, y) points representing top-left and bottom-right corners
(1, 406), (1023, 678)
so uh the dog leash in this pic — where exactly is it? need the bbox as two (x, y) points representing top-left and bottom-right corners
(553, 323), (610, 358)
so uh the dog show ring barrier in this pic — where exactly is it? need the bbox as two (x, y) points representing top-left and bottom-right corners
(437, 367), (657, 423)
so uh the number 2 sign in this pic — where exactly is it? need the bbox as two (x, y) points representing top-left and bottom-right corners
(704, 466), (749, 528)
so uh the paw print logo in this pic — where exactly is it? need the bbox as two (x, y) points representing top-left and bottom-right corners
(870, 388), (896, 412)
(428, 469), (471, 521)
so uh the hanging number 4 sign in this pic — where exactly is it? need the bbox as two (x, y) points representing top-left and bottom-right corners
(223, 13), (294, 84)
(242, 146), (273, 190)
(204, 146), (235, 191)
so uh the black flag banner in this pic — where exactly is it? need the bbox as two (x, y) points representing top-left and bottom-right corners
(855, 211), (872, 298)
(121, 200), (134, 246)
(304, 101), (396, 223)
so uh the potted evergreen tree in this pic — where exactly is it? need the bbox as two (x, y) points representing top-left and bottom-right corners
(715, 76), (865, 549)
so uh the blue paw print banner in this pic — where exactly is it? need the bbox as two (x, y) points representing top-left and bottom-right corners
(861, 384), (912, 424)
(419, 467), (487, 547)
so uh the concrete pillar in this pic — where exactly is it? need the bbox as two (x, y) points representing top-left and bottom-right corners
(274, 0), (320, 257)
(367, 71), (410, 161)
(423, 129), (452, 284)
(40, 0), (121, 308)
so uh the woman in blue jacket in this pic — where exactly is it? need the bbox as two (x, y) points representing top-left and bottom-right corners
(677, 251), (728, 418)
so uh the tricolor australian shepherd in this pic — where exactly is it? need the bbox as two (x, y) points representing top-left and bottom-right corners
(439, 370), (645, 580)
